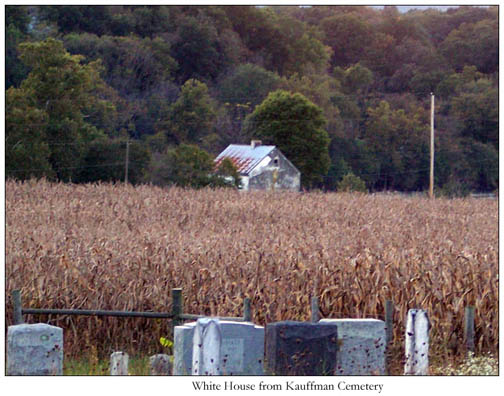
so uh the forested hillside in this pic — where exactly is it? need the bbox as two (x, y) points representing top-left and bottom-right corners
(5, 5), (498, 193)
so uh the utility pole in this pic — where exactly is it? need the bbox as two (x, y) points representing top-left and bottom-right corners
(125, 138), (130, 184)
(429, 93), (435, 199)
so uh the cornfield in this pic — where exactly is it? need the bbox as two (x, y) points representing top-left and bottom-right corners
(5, 179), (498, 373)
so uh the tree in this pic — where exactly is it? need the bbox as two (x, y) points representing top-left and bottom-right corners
(39, 5), (115, 36)
(157, 79), (217, 145)
(6, 87), (53, 180)
(244, 90), (330, 188)
(171, 15), (226, 82)
(450, 78), (498, 149)
(363, 100), (428, 191)
(340, 63), (373, 96)
(216, 157), (241, 188)
(216, 64), (280, 108)
(10, 38), (113, 181)
(150, 144), (227, 188)
(63, 34), (177, 98)
(76, 137), (151, 184)
(6, 6), (30, 88)
(321, 13), (372, 68)
(337, 173), (367, 193)
(441, 19), (498, 74)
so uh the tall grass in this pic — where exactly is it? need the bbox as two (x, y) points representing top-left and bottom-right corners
(5, 179), (498, 373)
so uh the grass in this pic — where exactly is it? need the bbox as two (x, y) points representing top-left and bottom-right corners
(64, 354), (150, 375)
(62, 351), (498, 376)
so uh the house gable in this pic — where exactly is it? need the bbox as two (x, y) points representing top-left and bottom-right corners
(215, 142), (300, 191)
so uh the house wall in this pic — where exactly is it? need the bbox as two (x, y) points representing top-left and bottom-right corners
(246, 148), (300, 191)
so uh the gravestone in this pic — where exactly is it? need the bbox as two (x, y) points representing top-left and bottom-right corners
(319, 318), (386, 375)
(110, 351), (129, 375)
(265, 321), (338, 376)
(150, 354), (172, 375)
(174, 320), (264, 375)
(404, 309), (429, 375)
(7, 323), (63, 375)
(192, 318), (222, 375)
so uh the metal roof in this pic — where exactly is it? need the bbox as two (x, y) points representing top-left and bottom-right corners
(214, 144), (276, 175)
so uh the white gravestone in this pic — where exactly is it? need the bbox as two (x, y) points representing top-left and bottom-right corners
(174, 320), (264, 375)
(192, 318), (222, 375)
(7, 323), (63, 375)
(110, 351), (129, 375)
(319, 318), (386, 375)
(404, 309), (429, 375)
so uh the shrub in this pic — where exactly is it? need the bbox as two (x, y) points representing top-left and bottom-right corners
(337, 172), (367, 193)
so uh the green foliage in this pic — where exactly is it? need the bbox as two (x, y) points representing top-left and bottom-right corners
(281, 74), (344, 137)
(63, 33), (177, 98)
(340, 63), (373, 95)
(76, 138), (151, 185)
(451, 79), (498, 148)
(363, 100), (429, 191)
(321, 13), (371, 68)
(6, 87), (53, 180)
(40, 5), (115, 36)
(245, 90), (330, 188)
(439, 179), (471, 198)
(4, 6), (497, 192)
(171, 15), (229, 82)
(337, 173), (367, 193)
(216, 158), (242, 188)
(8, 38), (115, 181)
(159, 337), (173, 348)
(5, 8), (30, 88)
(441, 18), (498, 74)
(150, 144), (227, 189)
(217, 64), (280, 108)
(157, 79), (217, 145)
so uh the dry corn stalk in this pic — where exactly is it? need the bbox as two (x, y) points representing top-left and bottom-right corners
(5, 179), (498, 371)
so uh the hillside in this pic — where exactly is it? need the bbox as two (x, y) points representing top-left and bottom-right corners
(6, 5), (498, 193)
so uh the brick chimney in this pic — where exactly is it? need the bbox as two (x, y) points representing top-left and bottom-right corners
(251, 140), (262, 149)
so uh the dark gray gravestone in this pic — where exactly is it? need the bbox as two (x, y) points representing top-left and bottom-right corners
(265, 321), (338, 376)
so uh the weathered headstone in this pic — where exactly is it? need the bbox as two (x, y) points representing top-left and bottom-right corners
(265, 321), (338, 376)
(110, 351), (129, 375)
(319, 318), (386, 375)
(7, 323), (63, 375)
(149, 354), (173, 375)
(192, 318), (222, 375)
(174, 320), (264, 375)
(404, 309), (429, 375)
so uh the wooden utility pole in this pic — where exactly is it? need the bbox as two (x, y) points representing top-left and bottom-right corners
(125, 138), (130, 184)
(429, 93), (435, 198)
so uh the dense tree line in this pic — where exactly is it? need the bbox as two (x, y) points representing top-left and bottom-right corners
(6, 5), (498, 193)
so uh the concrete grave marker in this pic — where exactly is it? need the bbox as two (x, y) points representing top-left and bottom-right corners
(110, 351), (129, 375)
(265, 321), (338, 376)
(192, 318), (222, 375)
(319, 318), (386, 375)
(404, 309), (429, 375)
(150, 354), (172, 375)
(7, 323), (63, 375)
(174, 320), (264, 375)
